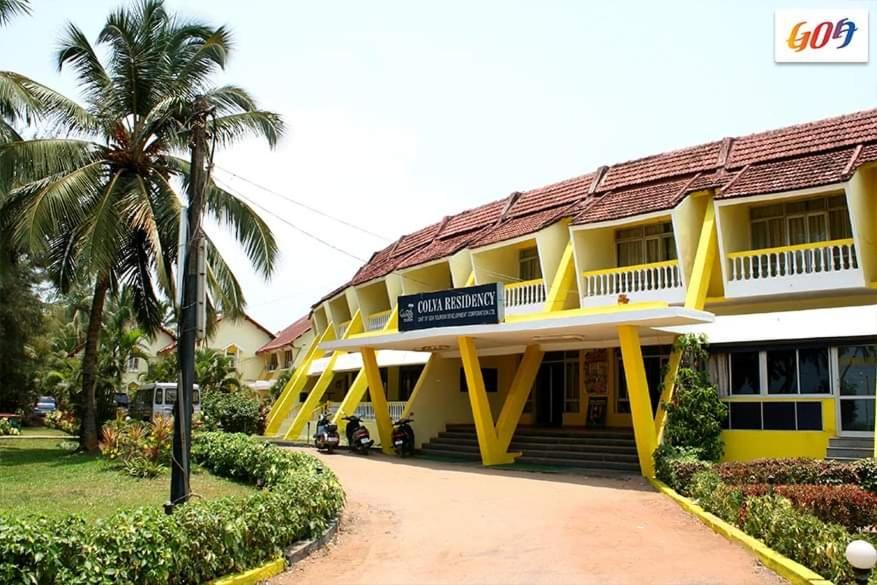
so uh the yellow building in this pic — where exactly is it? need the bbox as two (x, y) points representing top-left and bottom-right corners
(266, 108), (877, 476)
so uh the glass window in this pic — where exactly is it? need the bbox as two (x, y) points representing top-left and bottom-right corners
(841, 400), (875, 432)
(154, 388), (163, 405)
(729, 402), (761, 429)
(767, 349), (797, 394)
(730, 352), (759, 395)
(615, 222), (675, 267)
(192, 390), (200, 405)
(838, 345), (877, 396)
(519, 247), (542, 281)
(284, 350), (293, 369)
(166, 388), (178, 403)
(762, 402), (796, 430)
(750, 196), (852, 249)
(796, 402), (822, 430)
(798, 348), (830, 394)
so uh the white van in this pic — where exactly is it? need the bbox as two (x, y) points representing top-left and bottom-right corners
(129, 383), (200, 421)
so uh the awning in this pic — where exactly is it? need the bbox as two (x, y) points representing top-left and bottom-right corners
(321, 306), (713, 353)
(657, 305), (877, 345)
(308, 350), (430, 376)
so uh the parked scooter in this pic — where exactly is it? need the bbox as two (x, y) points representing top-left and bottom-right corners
(392, 416), (415, 457)
(313, 410), (340, 453)
(342, 415), (374, 454)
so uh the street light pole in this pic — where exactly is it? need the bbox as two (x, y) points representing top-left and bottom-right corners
(169, 95), (211, 510)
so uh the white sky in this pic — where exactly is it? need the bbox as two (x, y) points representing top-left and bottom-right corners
(2, 0), (876, 331)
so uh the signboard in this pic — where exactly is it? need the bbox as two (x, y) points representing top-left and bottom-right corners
(397, 283), (505, 332)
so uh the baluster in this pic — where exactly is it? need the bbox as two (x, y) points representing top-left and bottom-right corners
(851, 244), (859, 269)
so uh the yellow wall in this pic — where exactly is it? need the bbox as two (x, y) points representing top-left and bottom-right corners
(720, 399), (836, 461)
(572, 225), (615, 274)
(207, 317), (275, 384)
(845, 167), (877, 283)
(672, 193), (708, 288)
(312, 307), (328, 336)
(386, 274), (404, 310)
(535, 220), (571, 286)
(472, 242), (523, 284)
(344, 287), (360, 316)
(327, 295), (351, 327)
(449, 250), (474, 287)
(355, 281), (390, 321)
(400, 261), (452, 294)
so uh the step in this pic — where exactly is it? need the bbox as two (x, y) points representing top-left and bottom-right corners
(437, 431), (635, 447)
(420, 447), (481, 460)
(826, 447), (873, 459)
(516, 455), (639, 472)
(432, 435), (636, 452)
(509, 442), (637, 455)
(828, 438), (873, 449)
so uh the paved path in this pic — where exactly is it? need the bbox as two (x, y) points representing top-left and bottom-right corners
(273, 450), (785, 585)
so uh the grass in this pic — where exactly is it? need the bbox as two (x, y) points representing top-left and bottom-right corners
(16, 426), (73, 437)
(0, 438), (255, 520)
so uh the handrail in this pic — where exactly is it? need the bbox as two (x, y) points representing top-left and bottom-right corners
(581, 259), (678, 278)
(368, 309), (392, 318)
(504, 278), (546, 290)
(727, 238), (855, 259)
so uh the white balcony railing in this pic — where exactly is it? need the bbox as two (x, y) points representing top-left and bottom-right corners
(317, 401), (407, 421)
(728, 239), (858, 282)
(504, 279), (546, 314)
(366, 310), (392, 331)
(580, 260), (683, 306)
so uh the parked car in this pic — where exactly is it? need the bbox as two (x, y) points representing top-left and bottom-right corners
(33, 396), (56, 418)
(128, 383), (200, 421)
(113, 393), (129, 409)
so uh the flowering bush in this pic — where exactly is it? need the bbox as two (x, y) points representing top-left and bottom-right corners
(0, 418), (19, 436)
(99, 415), (173, 478)
(43, 411), (78, 435)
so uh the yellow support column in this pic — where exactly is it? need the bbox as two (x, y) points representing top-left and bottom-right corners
(283, 352), (340, 440)
(544, 242), (577, 312)
(361, 347), (395, 455)
(684, 200), (718, 310)
(494, 345), (544, 454)
(330, 370), (368, 425)
(618, 325), (657, 477)
(400, 355), (436, 419)
(458, 336), (514, 465)
(653, 349), (682, 445)
(264, 326), (334, 436)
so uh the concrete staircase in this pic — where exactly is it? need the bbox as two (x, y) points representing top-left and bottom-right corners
(826, 436), (873, 461)
(421, 424), (640, 473)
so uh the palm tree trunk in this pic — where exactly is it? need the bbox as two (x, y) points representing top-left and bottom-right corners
(79, 274), (109, 452)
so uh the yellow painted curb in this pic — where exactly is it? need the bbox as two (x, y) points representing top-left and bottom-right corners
(648, 478), (833, 585)
(208, 557), (285, 585)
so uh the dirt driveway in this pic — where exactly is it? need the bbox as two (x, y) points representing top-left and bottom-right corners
(273, 450), (784, 585)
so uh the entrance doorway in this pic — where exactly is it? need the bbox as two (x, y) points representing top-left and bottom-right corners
(532, 351), (579, 427)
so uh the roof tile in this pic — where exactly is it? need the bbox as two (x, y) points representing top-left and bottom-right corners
(257, 316), (311, 353)
(718, 148), (855, 199)
(573, 177), (692, 225)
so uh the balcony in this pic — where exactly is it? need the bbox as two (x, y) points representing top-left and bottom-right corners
(504, 279), (547, 315)
(580, 260), (684, 307)
(725, 239), (862, 297)
(367, 310), (392, 331)
(336, 320), (351, 338)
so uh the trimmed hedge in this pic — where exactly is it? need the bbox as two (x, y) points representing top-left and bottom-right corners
(0, 432), (344, 585)
(717, 458), (862, 487)
(739, 483), (877, 531)
(653, 444), (712, 495)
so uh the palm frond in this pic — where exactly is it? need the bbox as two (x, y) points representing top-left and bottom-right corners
(0, 0), (30, 26)
(209, 111), (284, 148)
(204, 234), (244, 318)
(0, 138), (105, 190)
(0, 71), (99, 134)
(170, 157), (277, 278)
(56, 23), (114, 113)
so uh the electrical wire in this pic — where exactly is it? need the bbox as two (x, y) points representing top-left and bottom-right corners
(214, 164), (390, 242)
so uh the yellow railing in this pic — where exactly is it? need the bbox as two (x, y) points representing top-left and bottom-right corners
(727, 238), (857, 282)
(504, 279), (546, 307)
(581, 260), (681, 297)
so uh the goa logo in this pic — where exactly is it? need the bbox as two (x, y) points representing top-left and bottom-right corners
(786, 18), (858, 52)
(775, 9), (868, 63)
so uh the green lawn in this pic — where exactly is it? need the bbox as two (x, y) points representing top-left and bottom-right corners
(0, 438), (255, 520)
(17, 426), (73, 437)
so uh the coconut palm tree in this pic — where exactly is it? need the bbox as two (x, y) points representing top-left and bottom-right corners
(0, 0), (282, 450)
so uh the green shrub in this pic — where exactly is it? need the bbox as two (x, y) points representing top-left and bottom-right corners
(201, 391), (262, 435)
(0, 433), (344, 584)
(653, 444), (712, 495)
(717, 458), (860, 486)
(852, 459), (877, 493)
(662, 335), (727, 462)
(742, 494), (859, 584)
(688, 470), (744, 525)
(738, 484), (877, 531)
(99, 415), (173, 478)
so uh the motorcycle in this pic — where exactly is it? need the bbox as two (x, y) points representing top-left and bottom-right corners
(392, 416), (415, 457)
(342, 414), (374, 454)
(313, 410), (340, 453)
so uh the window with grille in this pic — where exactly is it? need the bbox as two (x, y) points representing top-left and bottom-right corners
(615, 222), (676, 267)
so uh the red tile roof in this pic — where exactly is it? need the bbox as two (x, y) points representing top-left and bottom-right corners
(326, 108), (877, 300)
(257, 315), (311, 354)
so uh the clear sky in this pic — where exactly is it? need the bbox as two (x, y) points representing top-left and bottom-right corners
(2, 0), (876, 331)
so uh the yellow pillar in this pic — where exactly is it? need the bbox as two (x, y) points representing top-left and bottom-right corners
(264, 326), (334, 437)
(684, 200), (718, 310)
(361, 347), (395, 455)
(400, 355), (436, 419)
(458, 336), (514, 465)
(654, 349), (682, 445)
(283, 352), (339, 440)
(618, 325), (657, 477)
(494, 345), (544, 454)
(330, 370), (368, 425)
(544, 242), (577, 312)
